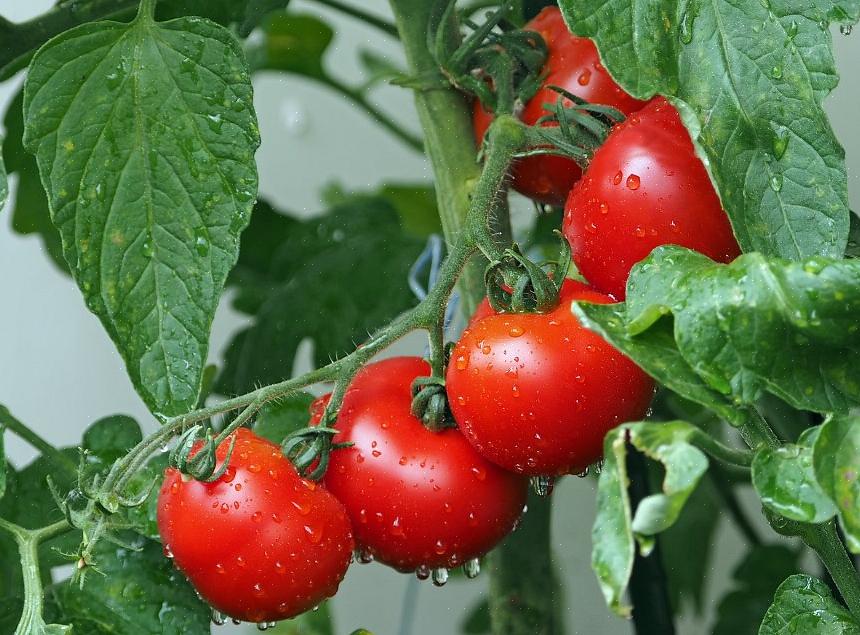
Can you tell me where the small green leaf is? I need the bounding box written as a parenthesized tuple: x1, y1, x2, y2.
(245, 11, 333, 79)
(23, 10, 260, 417)
(759, 574, 860, 635)
(712, 545, 800, 635)
(577, 247, 860, 417)
(45, 535, 211, 634)
(592, 420, 709, 616)
(559, 0, 854, 260)
(813, 415, 860, 552)
(82, 415, 143, 465)
(461, 598, 491, 634)
(269, 601, 334, 634)
(218, 198, 423, 395)
(253, 392, 316, 444)
(752, 428, 837, 524)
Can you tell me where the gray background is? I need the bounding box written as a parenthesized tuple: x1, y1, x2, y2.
(1, 1, 858, 633)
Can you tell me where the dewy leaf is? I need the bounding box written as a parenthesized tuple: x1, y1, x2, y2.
(253, 392, 316, 445)
(752, 427, 837, 524)
(759, 574, 860, 635)
(711, 545, 800, 635)
(592, 420, 709, 616)
(559, 0, 856, 260)
(218, 198, 423, 395)
(22, 8, 260, 417)
(45, 535, 211, 634)
(813, 415, 860, 552)
(578, 246, 860, 415)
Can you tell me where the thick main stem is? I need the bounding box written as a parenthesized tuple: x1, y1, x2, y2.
(387, 0, 485, 316)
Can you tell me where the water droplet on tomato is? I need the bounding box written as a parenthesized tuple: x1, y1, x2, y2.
(599, 202, 609, 214)
(634, 225, 646, 238)
(274, 561, 286, 575)
(463, 558, 481, 579)
(432, 567, 449, 586)
(467, 512, 478, 527)
(626, 174, 641, 190)
(416, 565, 431, 580)
(577, 69, 591, 85)
(511, 384, 521, 398)
(220, 503, 229, 514)
(211, 609, 226, 625)
(372, 450, 381, 458)
(391, 517, 405, 537)
(162, 544, 174, 559)
(481, 344, 492, 354)
(236, 556, 247, 568)
(471, 466, 487, 481)
(271, 512, 282, 524)
(215, 562, 226, 574)
(359, 509, 368, 524)
(252, 583, 265, 598)
(248, 463, 261, 474)
(531, 475, 555, 496)
(251, 511, 262, 523)
(170, 481, 180, 494)
(304, 524, 324, 545)
(434, 539, 447, 555)
(508, 325, 524, 337)
(613, 171, 623, 185)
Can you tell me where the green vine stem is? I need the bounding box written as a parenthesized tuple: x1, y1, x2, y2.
(487, 492, 564, 634)
(312, 0, 399, 37)
(0, 405, 77, 477)
(0, 518, 71, 635)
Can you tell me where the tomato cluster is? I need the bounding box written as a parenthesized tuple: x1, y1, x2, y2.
(156, 7, 742, 626)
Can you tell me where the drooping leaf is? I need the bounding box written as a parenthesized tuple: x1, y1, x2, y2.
(23, 9, 260, 417)
(45, 534, 210, 634)
(592, 420, 709, 616)
(574, 247, 860, 418)
(759, 574, 860, 635)
(1, 89, 68, 274)
(711, 545, 800, 635)
(462, 598, 491, 634)
(253, 392, 316, 444)
(813, 415, 860, 552)
(217, 198, 423, 395)
(752, 426, 837, 524)
(82, 415, 143, 465)
(559, 0, 856, 260)
(322, 182, 441, 238)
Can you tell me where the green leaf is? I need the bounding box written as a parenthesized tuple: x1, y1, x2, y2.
(245, 11, 333, 79)
(23, 11, 260, 417)
(253, 392, 315, 444)
(752, 426, 837, 524)
(82, 415, 143, 465)
(0, 426, 5, 501)
(462, 598, 491, 634)
(124, 454, 169, 542)
(813, 415, 860, 552)
(322, 182, 441, 238)
(559, 0, 855, 260)
(712, 545, 800, 635)
(45, 534, 210, 634)
(0, 135, 7, 212)
(759, 574, 860, 635)
(592, 420, 709, 616)
(218, 198, 423, 395)
(576, 247, 860, 416)
(1, 89, 68, 274)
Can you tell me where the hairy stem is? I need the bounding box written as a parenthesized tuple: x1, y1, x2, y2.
(802, 521, 860, 620)
(0, 405, 77, 477)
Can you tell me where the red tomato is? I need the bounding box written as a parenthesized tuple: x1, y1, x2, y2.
(473, 7, 646, 205)
(446, 280, 654, 476)
(562, 96, 741, 299)
(157, 428, 354, 622)
(323, 357, 527, 572)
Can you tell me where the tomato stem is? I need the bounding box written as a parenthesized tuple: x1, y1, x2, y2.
(0, 405, 77, 478)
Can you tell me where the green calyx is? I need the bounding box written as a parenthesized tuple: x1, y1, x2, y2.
(411, 375, 456, 432)
(168, 425, 237, 483)
(281, 425, 352, 481)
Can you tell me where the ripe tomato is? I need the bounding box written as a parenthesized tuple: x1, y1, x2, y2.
(157, 428, 353, 623)
(446, 279, 654, 476)
(323, 357, 527, 572)
(562, 96, 741, 299)
(473, 7, 646, 205)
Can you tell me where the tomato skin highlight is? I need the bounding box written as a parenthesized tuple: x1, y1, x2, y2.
(473, 6, 646, 206)
(323, 357, 528, 572)
(446, 280, 654, 476)
(562, 96, 741, 299)
(157, 428, 353, 622)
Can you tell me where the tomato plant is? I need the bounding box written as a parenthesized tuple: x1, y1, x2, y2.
(157, 428, 353, 623)
(323, 357, 527, 573)
(447, 279, 654, 476)
(1, 0, 859, 634)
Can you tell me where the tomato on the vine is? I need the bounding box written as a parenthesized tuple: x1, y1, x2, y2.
(473, 6, 646, 206)
(322, 357, 528, 572)
(157, 428, 354, 623)
(446, 279, 654, 476)
(562, 96, 741, 299)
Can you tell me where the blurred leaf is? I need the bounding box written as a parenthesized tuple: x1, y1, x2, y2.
(560, 0, 854, 260)
(752, 426, 837, 524)
(323, 182, 441, 238)
(0, 427, 5, 501)
(253, 392, 316, 444)
(661, 474, 721, 616)
(1, 89, 67, 274)
(246, 11, 333, 79)
(462, 598, 491, 634)
(592, 420, 709, 616)
(357, 49, 407, 90)
(218, 198, 423, 395)
(813, 415, 860, 552)
(23, 11, 259, 417)
(270, 601, 333, 634)
(0, 135, 6, 212)
(759, 574, 860, 635)
(575, 247, 860, 417)
(45, 534, 210, 634)
(712, 545, 800, 635)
